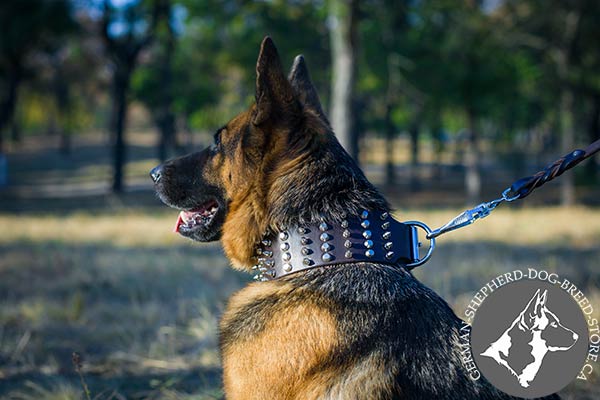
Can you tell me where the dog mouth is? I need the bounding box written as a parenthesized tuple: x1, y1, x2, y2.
(174, 199, 220, 235)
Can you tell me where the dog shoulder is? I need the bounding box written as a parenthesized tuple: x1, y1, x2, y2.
(220, 281, 341, 399)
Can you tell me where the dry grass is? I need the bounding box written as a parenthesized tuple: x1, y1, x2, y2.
(1, 206, 598, 248)
(0, 206, 598, 399)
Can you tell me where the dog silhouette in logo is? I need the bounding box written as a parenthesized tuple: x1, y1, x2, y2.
(480, 288, 579, 388)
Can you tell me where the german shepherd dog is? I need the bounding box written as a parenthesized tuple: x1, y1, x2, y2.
(151, 37, 560, 399)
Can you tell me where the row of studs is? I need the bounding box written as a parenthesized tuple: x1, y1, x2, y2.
(254, 210, 396, 279)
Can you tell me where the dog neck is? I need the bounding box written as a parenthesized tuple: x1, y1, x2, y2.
(250, 209, 421, 281)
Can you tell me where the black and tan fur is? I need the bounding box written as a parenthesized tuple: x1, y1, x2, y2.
(152, 37, 559, 399)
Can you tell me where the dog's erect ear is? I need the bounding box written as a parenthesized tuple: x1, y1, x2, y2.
(254, 37, 298, 125)
(288, 55, 328, 124)
(520, 288, 542, 329)
(533, 289, 548, 316)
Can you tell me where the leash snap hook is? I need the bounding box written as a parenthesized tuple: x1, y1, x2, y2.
(404, 221, 436, 269)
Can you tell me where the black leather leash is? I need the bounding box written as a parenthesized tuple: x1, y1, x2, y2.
(425, 139, 600, 241)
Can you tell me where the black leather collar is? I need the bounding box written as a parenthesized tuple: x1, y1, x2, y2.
(252, 210, 425, 281)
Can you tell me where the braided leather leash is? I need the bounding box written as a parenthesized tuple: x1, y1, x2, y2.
(422, 138, 600, 242)
(507, 139, 600, 200)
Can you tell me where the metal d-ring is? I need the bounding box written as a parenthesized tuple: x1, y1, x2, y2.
(403, 220, 436, 269)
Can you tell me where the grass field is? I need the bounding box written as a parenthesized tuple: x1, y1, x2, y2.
(0, 134, 599, 399)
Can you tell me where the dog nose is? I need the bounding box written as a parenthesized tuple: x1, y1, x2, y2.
(150, 165, 163, 183)
(573, 332, 578, 340)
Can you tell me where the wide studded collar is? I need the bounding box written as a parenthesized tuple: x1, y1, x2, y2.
(252, 210, 424, 281)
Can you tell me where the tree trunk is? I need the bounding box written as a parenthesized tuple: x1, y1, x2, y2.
(10, 118, 21, 143)
(156, 0, 176, 162)
(0, 68, 22, 153)
(465, 108, 481, 204)
(409, 118, 421, 192)
(555, 10, 580, 206)
(431, 107, 444, 181)
(329, 0, 359, 161)
(112, 73, 130, 193)
(384, 103, 395, 187)
(586, 94, 600, 182)
(559, 87, 575, 205)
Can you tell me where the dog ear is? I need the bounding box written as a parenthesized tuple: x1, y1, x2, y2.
(522, 289, 547, 324)
(253, 37, 298, 126)
(288, 55, 328, 124)
(534, 289, 548, 316)
(519, 289, 542, 329)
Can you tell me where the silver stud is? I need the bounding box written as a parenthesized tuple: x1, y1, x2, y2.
(364, 240, 373, 248)
(343, 230, 351, 238)
(341, 220, 349, 228)
(280, 242, 290, 251)
(298, 227, 307, 234)
(384, 242, 393, 250)
(321, 243, 332, 252)
(344, 240, 352, 248)
(253, 275, 261, 281)
(361, 210, 369, 219)
(365, 249, 375, 258)
(264, 270, 275, 278)
(256, 248, 263, 255)
(381, 221, 390, 230)
(282, 252, 291, 262)
(279, 232, 288, 240)
(385, 251, 394, 259)
(303, 258, 312, 266)
(259, 266, 268, 272)
(319, 222, 329, 231)
(261, 239, 271, 247)
(345, 250, 353, 258)
(260, 276, 270, 282)
(283, 263, 293, 272)
(262, 250, 273, 258)
(301, 247, 311, 256)
(363, 230, 372, 239)
(320, 233, 331, 242)
(380, 212, 389, 220)
(264, 259, 275, 267)
(301, 237, 310, 245)
(251, 265, 259, 270)
(322, 253, 333, 262)
(382, 231, 391, 240)
(361, 220, 370, 229)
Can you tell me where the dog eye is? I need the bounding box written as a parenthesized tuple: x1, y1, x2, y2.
(551, 322, 558, 328)
(212, 128, 224, 152)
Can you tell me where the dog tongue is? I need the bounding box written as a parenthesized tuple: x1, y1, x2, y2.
(174, 212, 185, 233)
(173, 211, 196, 233)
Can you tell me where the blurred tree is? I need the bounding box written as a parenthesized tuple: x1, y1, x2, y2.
(500, 0, 600, 204)
(0, 0, 75, 152)
(132, 0, 177, 161)
(407, 0, 523, 203)
(101, 0, 158, 192)
(329, 0, 360, 161)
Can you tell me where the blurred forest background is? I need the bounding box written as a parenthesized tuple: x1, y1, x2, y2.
(0, 0, 599, 399)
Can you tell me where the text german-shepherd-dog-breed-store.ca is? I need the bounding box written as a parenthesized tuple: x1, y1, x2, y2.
(150, 37, 561, 400)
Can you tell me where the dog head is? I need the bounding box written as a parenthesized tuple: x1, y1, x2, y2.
(519, 289, 578, 351)
(152, 37, 356, 268)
